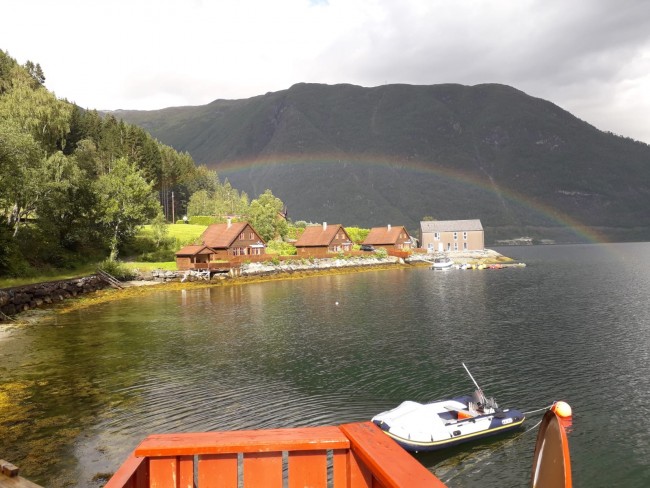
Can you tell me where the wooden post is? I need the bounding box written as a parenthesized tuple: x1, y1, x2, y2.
(0, 460, 44, 488)
(0, 460, 19, 477)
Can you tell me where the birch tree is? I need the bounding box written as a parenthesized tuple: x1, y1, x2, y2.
(94, 157, 160, 260)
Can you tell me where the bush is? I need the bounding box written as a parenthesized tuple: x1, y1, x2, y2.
(266, 240, 297, 256)
(98, 259, 137, 281)
(0, 228, 29, 277)
(374, 248, 388, 259)
(345, 227, 370, 244)
(138, 249, 177, 262)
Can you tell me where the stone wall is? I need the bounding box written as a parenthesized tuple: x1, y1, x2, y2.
(0, 275, 108, 321)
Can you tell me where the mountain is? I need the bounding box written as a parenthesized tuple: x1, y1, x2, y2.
(113, 83, 650, 244)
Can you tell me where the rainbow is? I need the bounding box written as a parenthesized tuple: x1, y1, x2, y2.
(214, 152, 608, 244)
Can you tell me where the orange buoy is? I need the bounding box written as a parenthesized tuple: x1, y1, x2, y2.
(552, 401, 572, 418)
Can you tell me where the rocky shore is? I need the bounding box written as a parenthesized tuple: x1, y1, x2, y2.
(137, 255, 404, 283)
(0, 275, 108, 321)
(0, 250, 519, 321)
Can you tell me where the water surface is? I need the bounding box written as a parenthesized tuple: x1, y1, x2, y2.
(1, 243, 649, 487)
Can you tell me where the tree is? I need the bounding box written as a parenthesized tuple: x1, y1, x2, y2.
(150, 211, 169, 247)
(0, 50, 18, 95)
(24, 60, 45, 87)
(345, 227, 370, 244)
(214, 178, 249, 217)
(94, 157, 160, 260)
(124, 125, 162, 188)
(0, 118, 47, 236)
(187, 189, 213, 216)
(249, 189, 288, 242)
(0, 69, 72, 153)
(36, 151, 100, 252)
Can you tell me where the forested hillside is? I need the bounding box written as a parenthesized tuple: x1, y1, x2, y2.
(115, 83, 650, 243)
(0, 51, 223, 276)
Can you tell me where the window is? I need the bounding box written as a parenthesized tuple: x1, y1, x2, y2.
(239, 232, 245, 240)
(249, 232, 254, 240)
(454, 242, 458, 251)
(453, 232, 458, 240)
(463, 232, 468, 240)
(434, 232, 440, 240)
(463, 242, 468, 250)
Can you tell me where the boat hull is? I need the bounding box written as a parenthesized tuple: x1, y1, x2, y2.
(372, 397, 525, 452)
(374, 412, 525, 452)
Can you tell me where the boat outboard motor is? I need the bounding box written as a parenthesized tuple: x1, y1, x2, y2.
(472, 389, 488, 408)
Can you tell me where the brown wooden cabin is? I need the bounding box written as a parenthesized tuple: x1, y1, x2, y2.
(175, 245, 217, 271)
(201, 221, 266, 259)
(104, 421, 447, 488)
(175, 221, 266, 270)
(294, 223, 353, 258)
(362, 225, 413, 252)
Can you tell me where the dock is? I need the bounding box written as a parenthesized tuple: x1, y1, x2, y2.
(0, 460, 43, 488)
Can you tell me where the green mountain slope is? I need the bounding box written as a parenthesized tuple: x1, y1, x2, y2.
(113, 83, 650, 243)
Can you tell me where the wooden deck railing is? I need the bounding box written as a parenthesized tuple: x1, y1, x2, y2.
(104, 422, 446, 488)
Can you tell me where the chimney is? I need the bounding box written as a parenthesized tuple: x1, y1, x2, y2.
(323, 222, 327, 231)
(227, 217, 232, 228)
(387, 224, 391, 231)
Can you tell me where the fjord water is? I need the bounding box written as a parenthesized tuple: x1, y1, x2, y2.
(1, 243, 650, 487)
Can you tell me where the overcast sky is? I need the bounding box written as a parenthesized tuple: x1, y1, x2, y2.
(3, 0, 650, 143)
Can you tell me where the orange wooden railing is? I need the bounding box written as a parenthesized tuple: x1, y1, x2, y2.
(104, 422, 446, 488)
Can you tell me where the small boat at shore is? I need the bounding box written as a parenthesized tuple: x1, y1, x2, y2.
(371, 364, 525, 452)
(432, 257, 454, 269)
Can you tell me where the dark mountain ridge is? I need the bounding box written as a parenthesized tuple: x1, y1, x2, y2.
(114, 83, 650, 243)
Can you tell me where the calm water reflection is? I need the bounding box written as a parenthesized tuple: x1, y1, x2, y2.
(1, 243, 650, 487)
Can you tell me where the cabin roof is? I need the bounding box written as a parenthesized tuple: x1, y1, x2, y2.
(201, 222, 264, 248)
(420, 219, 483, 232)
(175, 245, 215, 256)
(295, 224, 349, 247)
(363, 226, 410, 245)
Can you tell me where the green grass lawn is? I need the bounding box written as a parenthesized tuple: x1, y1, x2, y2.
(121, 261, 178, 272)
(0, 225, 206, 289)
(0, 264, 99, 289)
(140, 223, 207, 243)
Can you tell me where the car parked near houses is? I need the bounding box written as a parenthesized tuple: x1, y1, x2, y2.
(360, 244, 375, 251)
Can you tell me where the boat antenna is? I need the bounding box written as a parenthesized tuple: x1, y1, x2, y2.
(462, 362, 483, 393)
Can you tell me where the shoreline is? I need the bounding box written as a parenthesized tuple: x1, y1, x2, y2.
(2, 249, 520, 324)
